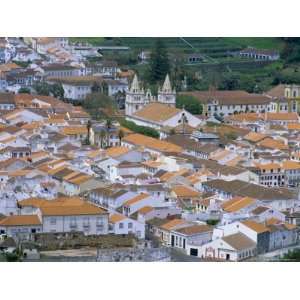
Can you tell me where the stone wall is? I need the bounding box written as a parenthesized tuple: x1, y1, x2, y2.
(96, 247, 171, 262)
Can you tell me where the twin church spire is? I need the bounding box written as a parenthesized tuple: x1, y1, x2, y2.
(125, 74, 176, 116)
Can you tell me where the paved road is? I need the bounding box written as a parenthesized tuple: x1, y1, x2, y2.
(170, 248, 203, 262)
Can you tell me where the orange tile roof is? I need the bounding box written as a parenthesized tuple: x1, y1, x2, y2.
(287, 123, 300, 131)
(282, 161, 300, 170)
(222, 196, 256, 213)
(40, 202, 107, 216)
(226, 113, 263, 123)
(133, 103, 182, 123)
(123, 133, 182, 153)
(67, 174, 92, 185)
(160, 219, 186, 231)
(175, 224, 212, 235)
(60, 126, 87, 135)
(241, 220, 269, 233)
(160, 168, 190, 182)
(172, 185, 200, 198)
(142, 161, 163, 168)
(137, 206, 154, 215)
(243, 132, 267, 143)
(257, 137, 288, 150)
(254, 162, 281, 171)
(266, 112, 299, 121)
(109, 213, 127, 224)
(124, 193, 150, 206)
(265, 217, 281, 226)
(105, 146, 130, 158)
(0, 215, 41, 226)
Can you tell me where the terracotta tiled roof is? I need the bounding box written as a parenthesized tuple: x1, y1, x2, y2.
(221, 196, 256, 213)
(241, 220, 269, 233)
(133, 103, 181, 123)
(172, 185, 200, 198)
(174, 224, 212, 235)
(0, 215, 41, 226)
(40, 202, 107, 216)
(266, 112, 299, 121)
(222, 232, 256, 251)
(60, 126, 87, 135)
(181, 90, 271, 105)
(109, 213, 127, 223)
(282, 161, 300, 170)
(123, 193, 150, 206)
(123, 133, 182, 153)
(137, 206, 154, 215)
(160, 219, 185, 231)
(288, 123, 300, 131)
(105, 146, 130, 158)
(243, 132, 267, 143)
(257, 137, 288, 150)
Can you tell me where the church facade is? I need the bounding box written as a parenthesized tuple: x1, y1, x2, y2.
(125, 74, 176, 116)
(125, 74, 202, 135)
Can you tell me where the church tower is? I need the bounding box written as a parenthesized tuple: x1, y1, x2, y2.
(125, 74, 148, 116)
(157, 74, 176, 106)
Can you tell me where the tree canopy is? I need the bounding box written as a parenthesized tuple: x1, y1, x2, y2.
(83, 93, 117, 119)
(148, 38, 170, 84)
(33, 82, 64, 98)
(120, 119, 159, 138)
(176, 95, 203, 115)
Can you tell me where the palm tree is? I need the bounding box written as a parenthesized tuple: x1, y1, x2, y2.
(105, 119, 112, 148)
(99, 129, 106, 149)
(118, 129, 125, 145)
(86, 120, 92, 145)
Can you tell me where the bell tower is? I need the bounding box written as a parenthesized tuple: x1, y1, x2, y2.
(125, 74, 148, 116)
(157, 74, 176, 106)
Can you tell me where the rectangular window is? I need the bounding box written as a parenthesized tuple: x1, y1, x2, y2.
(50, 217, 56, 225)
(119, 223, 124, 229)
(128, 222, 133, 229)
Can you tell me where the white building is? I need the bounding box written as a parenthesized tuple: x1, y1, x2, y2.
(109, 213, 145, 239)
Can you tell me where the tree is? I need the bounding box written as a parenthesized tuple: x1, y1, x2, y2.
(34, 82, 50, 96)
(83, 93, 117, 119)
(50, 83, 64, 99)
(148, 38, 170, 83)
(18, 87, 31, 94)
(86, 120, 92, 145)
(120, 119, 159, 138)
(176, 95, 203, 115)
(99, 129, 106, 148)
(105, 118, 113, 148)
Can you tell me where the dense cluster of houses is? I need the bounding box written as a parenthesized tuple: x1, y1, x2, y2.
(0, 37, 130, 100)
(1, 38, 300, 261)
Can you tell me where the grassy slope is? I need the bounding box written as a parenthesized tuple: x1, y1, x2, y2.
(222, 37, 285, 50)
(69, 37, 284, 51)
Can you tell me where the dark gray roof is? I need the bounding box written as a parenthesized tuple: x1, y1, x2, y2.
(203, 179, 296, 201)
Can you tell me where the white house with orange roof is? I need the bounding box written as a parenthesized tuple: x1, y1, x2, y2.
(62, 172, 103, 196)
(2, 109, 45, 125)
(109, 213, 145, 239)
(188, 232, 257, 261)
(18, 197, 109, 235)
(122, 192, 163, 216)
(0, 215, 42, 238)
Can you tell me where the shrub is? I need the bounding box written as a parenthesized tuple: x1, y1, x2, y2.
(120, 119, 159, 138)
